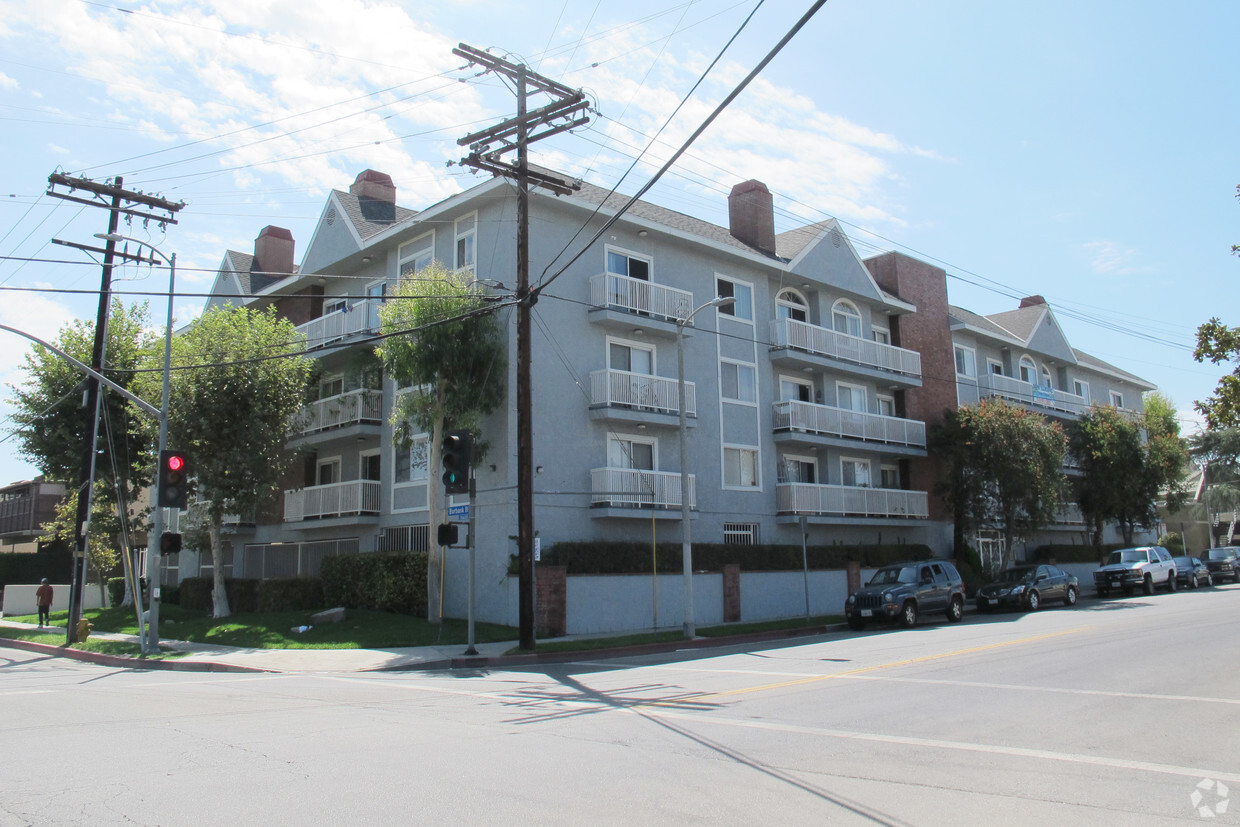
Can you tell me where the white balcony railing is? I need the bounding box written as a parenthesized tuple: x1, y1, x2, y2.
(770, 319, 921, 378)
(1054, 504, 1086, 525)
(591, 467, 695, 509)
(777, 482, 928, 518)
(589, 274, 694, 323)
(982, 373, 1087, 415)
(772, 400, 925, 448)
(295, 298, 381, 349)
(590, 369, 695, 416)
(294, 389, 384, 436)
(284, 480, 381, 522)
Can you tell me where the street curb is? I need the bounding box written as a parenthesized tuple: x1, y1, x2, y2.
(0, 637, 275, 673)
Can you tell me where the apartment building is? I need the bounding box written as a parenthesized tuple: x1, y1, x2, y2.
(175, 169, 1157, 628)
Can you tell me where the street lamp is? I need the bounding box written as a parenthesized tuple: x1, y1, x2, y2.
(96, 233, 175, 654)
(677, 295, 735, 638)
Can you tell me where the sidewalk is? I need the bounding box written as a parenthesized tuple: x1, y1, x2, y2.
(0, 619, 836, 674)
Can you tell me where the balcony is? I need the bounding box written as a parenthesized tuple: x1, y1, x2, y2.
(292, 389, 384, 440)
(590, 467, 696, 511)
(588, 274, 694, 337)
(0, 496, 35, 537)
(982, 373, 1087, 417)
(773, 400, 926, 453)
(284, 480, 381, 523)
(769, 319, 921, 385)
(296, 298, 380, 351)
(777, 482, 929, 519)
(589, 369, 695, 424)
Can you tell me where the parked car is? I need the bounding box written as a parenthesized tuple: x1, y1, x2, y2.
(845, 560, 966, 630)
(1173, 556, 1213, 590)
(975, 564, 1079, 612)
(1093, 546, 1177, 596)
(1202, 547, 1240, 584)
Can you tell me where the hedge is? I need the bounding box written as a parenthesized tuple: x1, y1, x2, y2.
(321, 551, 428, 616)
(0, 547, 73, 593)
(537, 541, 933, 575)
(178, 577, 324, 613)
(1032, 543, 1129, 564)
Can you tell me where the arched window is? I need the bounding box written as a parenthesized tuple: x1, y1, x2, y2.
(831, 300, 862, 337)
(776, 289, 808, 322)
(1019, 356, 1037, 384)
(1040, 365, 1053, 389)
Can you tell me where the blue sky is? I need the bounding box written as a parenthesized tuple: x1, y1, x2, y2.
(0, 0, 1236, 487)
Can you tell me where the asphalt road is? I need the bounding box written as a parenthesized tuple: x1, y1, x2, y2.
(4, 585, 1239, 825)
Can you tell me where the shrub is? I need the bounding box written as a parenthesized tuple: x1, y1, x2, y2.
(1157, 532, 1184, 556)
(536, 541, 933, 575)
(321, 551, 428, 615)
(107, 577, 126, 607)
(176, 577, 322, 613)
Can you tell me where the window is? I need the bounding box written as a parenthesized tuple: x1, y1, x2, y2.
(1019, 356, 1037, 384)
(366, 281, 388, 301)
(841, 458, 871, 487)
(325, 298, 347, 315)
(779, 377, 812, 402)
(454, 214, 476, 272)
(723, 522, 759, 545)
(1073, 379, 1090, 401)
(723, 446, 759, 488)
(988, 359, 1003, 376)
(606, 249, 650, 281)
(880, 464, 900, 489)
(716, 277, 753, 321)
(1040, 365, 1053, 389)
(779, 456, 816, 484)
(877, 395, 895, 418)
(776, 289, 808, 322)
(872, 326, 890, 345)
(837, 382, 867, 413)
(721, 361, 757, 403)
(954, 346, 977, 379)
(360, 452, 381, 482)
(319, 374, 344, 400)
(831, 300, 862, 337)
(394, 435, 429, 484)
(399, 232, 433, 276)
(316, 457, 341, 486)
(1110, 390, 1125, 409)
(608, 340, 654, 375)
(608, 435, 655, 470)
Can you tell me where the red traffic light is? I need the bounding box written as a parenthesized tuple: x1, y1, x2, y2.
(167, 455, 184, 472)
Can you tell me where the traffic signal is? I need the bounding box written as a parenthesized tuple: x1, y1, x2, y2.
(157, 449, 190, 509)
(437, 523, 459, 547)
(159, 531, 182, 555)
(441, 430, 472, 495)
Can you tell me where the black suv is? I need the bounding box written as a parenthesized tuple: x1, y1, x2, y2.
(844, 560, 966, 630)
(1203, 547, 1240, 584)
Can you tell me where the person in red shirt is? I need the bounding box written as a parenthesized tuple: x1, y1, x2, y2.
(35, 578, 53, 628)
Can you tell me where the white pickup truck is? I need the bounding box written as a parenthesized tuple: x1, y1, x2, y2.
(1093, 546, 1177, 596)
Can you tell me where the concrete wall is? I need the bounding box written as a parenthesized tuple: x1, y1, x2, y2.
(2, 584, 104, 617)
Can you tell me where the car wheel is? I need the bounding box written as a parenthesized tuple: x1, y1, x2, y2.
(947, 596, 964, 623)
(1065, 586, 1078, 607)
(1234, 571, 1239, 584)
(1097, 586, 1109, 597)
(1207, 574, 1214, 587)
(899, 601, 918, 628)
(978, 603, 993, 614)
(847, 617, 866, 631)
(1026, 590, 1040, 611)
(1143, 574, 1154, 595)
(1187, 576, 1196, 590)
(1167, 573, 1176, 593)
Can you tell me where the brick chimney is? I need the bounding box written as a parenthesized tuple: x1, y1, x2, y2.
(1019, 295, 1048, 308)
(728, 180, 776, 254)
(253, 225, 294, 275)
(350, 169, 396, 204)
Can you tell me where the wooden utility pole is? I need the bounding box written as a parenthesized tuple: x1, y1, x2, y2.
(453, 43, 590, 649)
(46, 173, 184, 643)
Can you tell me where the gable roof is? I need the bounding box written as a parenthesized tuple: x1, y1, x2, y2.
(332, 188, 418, 240)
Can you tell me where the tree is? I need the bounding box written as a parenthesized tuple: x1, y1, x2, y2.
(136, 305, 311, 618)
(931, 399, 1066, 573)
(1193, 186, 1240, 425)
(41, 482, 121, 606)
(1190, 426, 1240, 544)
(1143, 391, 1189, 519)
(377, 261, 507, 623)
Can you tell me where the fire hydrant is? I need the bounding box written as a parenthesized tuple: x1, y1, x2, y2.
(76, 617, 92, 641)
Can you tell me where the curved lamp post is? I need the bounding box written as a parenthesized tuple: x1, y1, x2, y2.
(97, 233, 175, 654)
(677, 295, 735, 638)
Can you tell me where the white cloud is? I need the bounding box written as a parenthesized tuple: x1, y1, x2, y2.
(1084, 240, 1145, 275)
(0, 72, 16, 90)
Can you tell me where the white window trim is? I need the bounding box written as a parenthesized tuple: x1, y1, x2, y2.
(722, 444, 761, 490)
(987, 359, 1003, 376)
(872, 325, 890, 344)
(1073, 379, 1090, 401)
(835, 380, 869, 413)
(319, 372, 344, 400)
(775, 288, 809, 322)
(831, 299, 863, 337)
(780, 453, 817, 484)
(720, 359, 758, 406)
(779, 374, 813, 402)
(398, 230, 435, 275)
(454, 212, 477, 272)
(1040, 365, 1053, 389)
(608, 432, 658, 471)
(604, 244, 652, 279)
(840, 456, 872, 488)
(716, 274, 754, 323)
(359, 449, 381, 482)
(316, 455, 343, 486)
(1019, 355, 1037, 384)
(1110, 390, 1125, 409)
(606, 335, 657, 375)
(877, 393, 895, 418)
(954, 344, 977, 380)
(392, 431, 430, 488)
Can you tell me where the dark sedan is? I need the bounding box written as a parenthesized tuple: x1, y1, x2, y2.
(1202, 547, 1240, 584)
(976, 564, 1079, 612)
(1174, 556, 1213, 589)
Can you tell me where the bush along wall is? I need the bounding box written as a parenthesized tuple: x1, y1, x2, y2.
(0, 547, 73, 593)
(320, 551, 428, 616)
(177, 577, 325, 614)
(537, 542, 933, 576)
